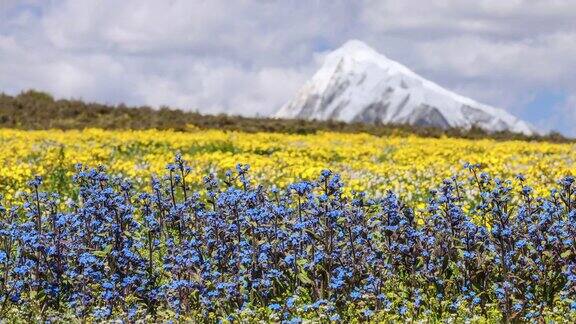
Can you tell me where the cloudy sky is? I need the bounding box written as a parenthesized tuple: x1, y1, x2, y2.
(1, 0, 575, 135)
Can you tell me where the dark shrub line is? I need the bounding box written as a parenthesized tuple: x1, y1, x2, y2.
(0, 90, 569, 142)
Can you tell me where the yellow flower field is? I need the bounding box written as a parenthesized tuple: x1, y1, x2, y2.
(0, 128, 575, 204)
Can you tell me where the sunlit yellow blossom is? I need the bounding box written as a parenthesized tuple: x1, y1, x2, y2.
(0, 128, 574, 205)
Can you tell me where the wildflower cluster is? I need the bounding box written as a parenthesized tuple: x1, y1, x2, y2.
(1, 156, 576, 321)
(2, 128, 575, 204)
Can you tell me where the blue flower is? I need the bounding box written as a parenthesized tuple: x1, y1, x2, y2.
(398, 306, 408, 316)
(350, 291, 361, 300)
(2, 156, 576, 320)
(269, 303, 282, 311)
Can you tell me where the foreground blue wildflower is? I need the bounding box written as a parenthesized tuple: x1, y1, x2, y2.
(0, 157, 575, 321)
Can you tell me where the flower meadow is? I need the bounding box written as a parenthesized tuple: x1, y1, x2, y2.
(0, 151, 576, 322)
(1, 128, 575, 202)
(0, 128, 575, 322)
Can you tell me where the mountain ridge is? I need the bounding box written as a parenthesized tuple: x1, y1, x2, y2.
(276, 40, 535, 135)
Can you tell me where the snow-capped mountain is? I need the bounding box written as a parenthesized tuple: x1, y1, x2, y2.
(275, 40, 534, 135)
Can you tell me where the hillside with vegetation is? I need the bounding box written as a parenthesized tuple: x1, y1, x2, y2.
(0, 90, 568, 142)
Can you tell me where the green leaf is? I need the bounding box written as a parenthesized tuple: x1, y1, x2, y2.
(298, 271, 313, 285)
(93, 244, 113, 258)
(296, 258, 307, 267)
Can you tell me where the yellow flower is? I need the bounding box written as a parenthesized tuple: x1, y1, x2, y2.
(0, 128, 574, 205)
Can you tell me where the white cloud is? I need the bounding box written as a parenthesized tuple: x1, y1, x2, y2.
(414, 33, 576, 82)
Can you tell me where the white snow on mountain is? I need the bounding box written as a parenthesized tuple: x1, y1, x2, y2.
(275, 40, 535, 135)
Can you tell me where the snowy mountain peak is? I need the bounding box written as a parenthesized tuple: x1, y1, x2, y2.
(330, 39, 403, 69)
(276, 40, 534, 135)
(333, 39, 385, 60)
